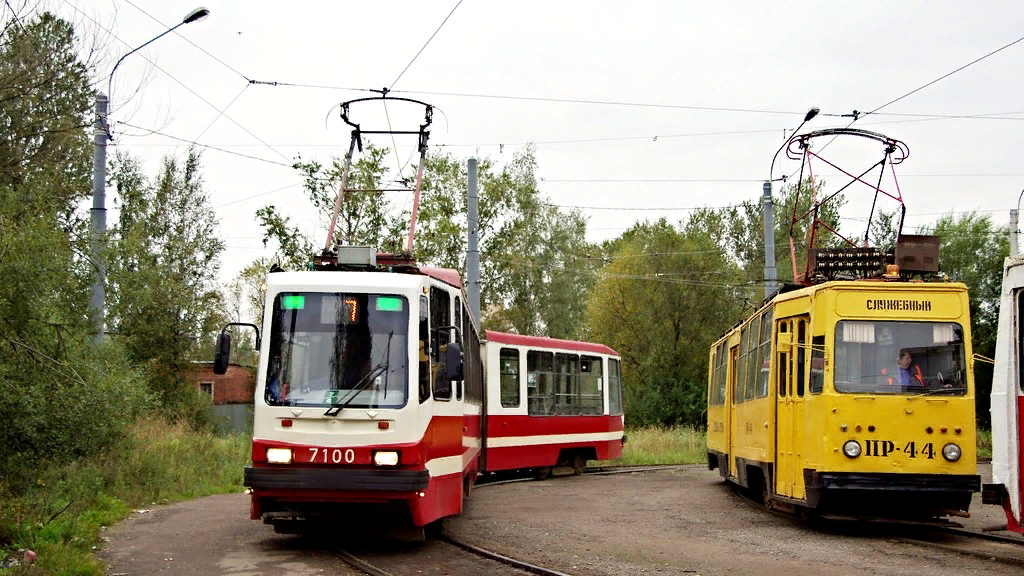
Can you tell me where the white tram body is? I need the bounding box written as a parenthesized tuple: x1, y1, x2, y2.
(986, 254, 1024, 533)
(481, 331, 626, 474)
(242, 265, 484, 529)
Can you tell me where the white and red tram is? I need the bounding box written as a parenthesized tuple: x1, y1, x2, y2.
(985, 254, 1024, 533)
(217, 253, 484, 532)
(482, 331, 626, 477)
(214, 252, 626, 533)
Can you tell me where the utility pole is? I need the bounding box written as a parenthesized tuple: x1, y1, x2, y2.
(762, 181, 777, 299)
(467, 158, 480, 325)
(90, 93, 108, 342)
(1011, 209, 1019, 256)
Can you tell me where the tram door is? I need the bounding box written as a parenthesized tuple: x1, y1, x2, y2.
(775, 316, 809, 500)
(728, 345, 739, 479)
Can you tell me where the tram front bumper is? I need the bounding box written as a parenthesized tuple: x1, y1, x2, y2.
(805, 470, 980, 513)
(244, 466, 429, 492)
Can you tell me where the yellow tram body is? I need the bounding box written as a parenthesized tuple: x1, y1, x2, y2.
(707, 280, 980, 517)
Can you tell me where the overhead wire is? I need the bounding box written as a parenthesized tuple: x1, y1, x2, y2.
(62, 0, 290, 162)
(117, 121, 292, 167)
(120, 0, 251, 82)
(389, 0, 464, 90)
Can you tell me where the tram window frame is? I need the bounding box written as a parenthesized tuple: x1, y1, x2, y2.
(527, 350, 555, 415)
(796, 319, 806, 397)
(555, 353, 580, 415)
(747, 315, 761, 400)
(717, 341, 727, 404)
(429, 286, 452, 401)
(608, 358, 623, 415)
(580, 354, 604, 415)
(756, 310, 773, 398)
(418, 295, 430, 403)
(778, 321, 788, 398)
(738, 325, 749, 403)
(499, 347, 521, 408)
(1018, 291, 1024, 393)
(455, 296, 463, 400)
(810, 334, 825, 394)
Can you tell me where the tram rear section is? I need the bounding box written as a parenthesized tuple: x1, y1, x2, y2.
(708, 278, 980, 520)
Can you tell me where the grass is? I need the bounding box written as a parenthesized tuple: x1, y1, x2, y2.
(594, 426, 708, 466)
(0, 418, 250, 575)
(977, 428, 992, 460)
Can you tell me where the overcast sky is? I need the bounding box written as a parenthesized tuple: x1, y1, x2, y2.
(63, 0, 1024, 282)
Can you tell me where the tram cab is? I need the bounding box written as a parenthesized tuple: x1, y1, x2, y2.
(983, 254, 1024, 533)
(215, 249, 484, 532)
(708, 265, 981, 519)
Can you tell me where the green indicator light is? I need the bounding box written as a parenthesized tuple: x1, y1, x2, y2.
(376, 296, 403, 312)
(281, 295, 305, 310)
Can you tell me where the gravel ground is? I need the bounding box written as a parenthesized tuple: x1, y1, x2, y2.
(444, 464, 1023, 576)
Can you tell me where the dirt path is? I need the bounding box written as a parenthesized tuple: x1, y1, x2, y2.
(100, 464, 1022, 575)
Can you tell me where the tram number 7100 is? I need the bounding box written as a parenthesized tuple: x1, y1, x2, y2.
(307, 447, 356, 464)
(863, 440, 936, 459)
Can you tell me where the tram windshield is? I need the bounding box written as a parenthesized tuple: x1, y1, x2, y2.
(264, 292, 410, 408)
(833, 320, 967, 395)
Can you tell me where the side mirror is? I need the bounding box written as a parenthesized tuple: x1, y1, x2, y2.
(445, 341, 464, 381)
(213, 332, 231, 375)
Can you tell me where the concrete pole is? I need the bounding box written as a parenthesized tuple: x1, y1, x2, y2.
(1011, 209, 1019, 256)
(90, 93, 108, 342)
(762, 181, 777, 299)
(467, 158, 480, 324)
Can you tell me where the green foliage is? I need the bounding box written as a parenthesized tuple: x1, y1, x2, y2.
(0, 419, 249, 574)
(0, 11, 154, 484)
(107, 149, 225, 425)
(919, 212, 1009, 427)
(588, 218, 743, 426)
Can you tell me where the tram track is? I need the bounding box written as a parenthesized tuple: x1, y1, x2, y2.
(332, 464, 695, 576)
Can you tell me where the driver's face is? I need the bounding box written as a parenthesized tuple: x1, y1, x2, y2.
(898, 353, 912, 369)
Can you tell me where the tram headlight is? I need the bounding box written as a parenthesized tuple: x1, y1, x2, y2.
(266, 447, 292, 464)
(373, 451, 399, 466)
(842, 440, 861, 459)
(942, 443, 962, 462)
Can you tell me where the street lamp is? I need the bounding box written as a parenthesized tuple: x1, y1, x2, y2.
(762, 107, 819, 299)
(90, 6, 210, 342)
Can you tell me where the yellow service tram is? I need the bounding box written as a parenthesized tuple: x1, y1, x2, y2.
(707, 269, 980, 519)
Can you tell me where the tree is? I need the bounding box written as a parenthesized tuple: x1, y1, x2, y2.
(108, 148, 225, 424)
(919, 212, 1009, 428)
(0, 10, 148, 481)
(587, 217, 744, 426)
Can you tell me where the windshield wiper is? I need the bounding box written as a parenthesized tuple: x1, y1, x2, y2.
(909, 386, 966, 398)
(324, 361, 389, 417)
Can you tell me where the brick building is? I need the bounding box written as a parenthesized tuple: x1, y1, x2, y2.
(189, 361, 255, 405)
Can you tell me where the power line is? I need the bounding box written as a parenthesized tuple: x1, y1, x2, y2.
(213, 183, 301, 209)
(120, 0, 251, 82)
(865, 33, 1024, 117)
(62, 0, 289, 162)
(390, 0, 464, 90)
(118, 121, 293, 167)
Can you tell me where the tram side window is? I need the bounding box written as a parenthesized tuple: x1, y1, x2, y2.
(746, 315, 760, 400)
(608, 358, 623, 415)
(528, 351, 555, 415)
(756, 310, 773, 398)
(796, 319, 806, 397)
(737, 326, 748, 403)
(778, 321, 788, 397)
(1019, 291, 1024, 393)
(419, 295, 430, 403)
(719, 347, 728, 404)
(499, 348, 520, 408)
(810, 335, 825, 394)
(555, 353, 580, 415)
(429, 287, 451, 401)
(455, 296, 463, 400)
(708, 349, 720, 406)
(580, 355, 604, 414)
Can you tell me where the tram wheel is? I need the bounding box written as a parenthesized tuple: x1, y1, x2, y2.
(534, 467, 552, 480)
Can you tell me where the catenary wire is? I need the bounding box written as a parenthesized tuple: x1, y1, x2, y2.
(390, 0, 464, 90)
